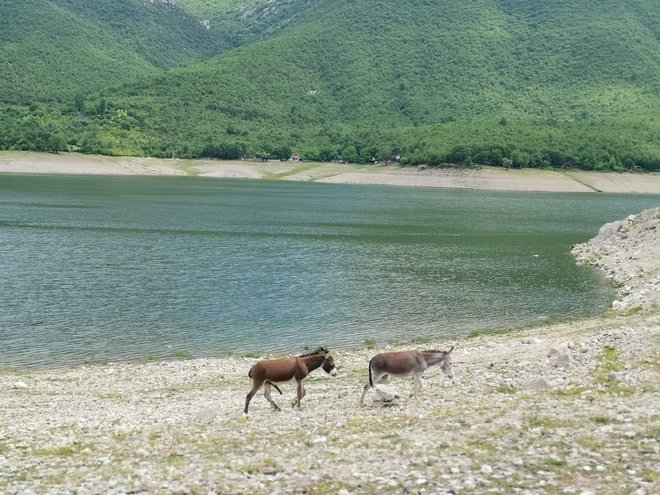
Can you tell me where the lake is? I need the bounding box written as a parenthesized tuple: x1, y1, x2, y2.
(1, 174, 658, 369)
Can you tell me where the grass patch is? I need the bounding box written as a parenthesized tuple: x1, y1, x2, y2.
(576, 435, 604, 452)
(643, 470, 658, 483)
(34, 443, 88, 457)
(593, 346, 637, 396)
(494, 384, 517, 394)
(594, 346, 622, 381)
(552, 386, 587, 398)
(411, 336, 432, 345)
(364, 338, 376, 349)
(646, 426, 660, 440)
(172, 350, 192, 360)
(242, 351, 262, 359)
(526, 415, 564, 429)
(590, 415, 613, 425)
(637, 355, 660, 372)
(95, 392, 124, 400)
(546, 458, 567, 468)
(468, 327, 511, 338)
(616, 306, 644, 317)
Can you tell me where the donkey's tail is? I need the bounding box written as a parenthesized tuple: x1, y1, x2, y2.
(266, 381, 282, 395)
(368, 357, 374, 387)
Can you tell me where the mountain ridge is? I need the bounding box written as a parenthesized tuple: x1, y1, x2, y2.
(1, 0, 659, 170)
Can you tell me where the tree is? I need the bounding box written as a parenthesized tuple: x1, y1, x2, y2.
(97, 98, 107, 117)
(342, 145, 358, 162)
(46, 134, 68, 153)
(74, 94, 85, 113)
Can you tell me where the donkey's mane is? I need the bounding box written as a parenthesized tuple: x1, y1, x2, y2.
(298, 346, 329, 357)
(421, 349, 447, 354)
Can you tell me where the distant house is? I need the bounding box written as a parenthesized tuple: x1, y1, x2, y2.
(290, 155, 301, 162)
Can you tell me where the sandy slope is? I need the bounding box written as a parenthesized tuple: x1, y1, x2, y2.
(2, 151, 660, 193)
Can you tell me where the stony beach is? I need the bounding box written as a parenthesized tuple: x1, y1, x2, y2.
(0, 160, 659, 494)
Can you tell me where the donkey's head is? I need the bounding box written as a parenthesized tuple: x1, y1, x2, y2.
(440, 346, 455, 379)
(321, 353, 338, 376)
(300, 347, 337, 376)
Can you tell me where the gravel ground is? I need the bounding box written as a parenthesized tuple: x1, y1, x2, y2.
(1, 208, 658, 495)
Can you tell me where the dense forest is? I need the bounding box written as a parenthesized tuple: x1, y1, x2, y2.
(1, 0, 659, 170)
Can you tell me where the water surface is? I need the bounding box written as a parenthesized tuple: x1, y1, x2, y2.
(1, 174, 657, 368)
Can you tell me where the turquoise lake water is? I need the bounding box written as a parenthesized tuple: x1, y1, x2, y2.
(1, 174, 658, 369)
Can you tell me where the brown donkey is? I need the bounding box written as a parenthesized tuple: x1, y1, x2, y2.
(359, 347, 454, 404)
(244, 347, 337, 414)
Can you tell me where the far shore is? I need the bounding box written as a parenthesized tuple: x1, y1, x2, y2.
(2, 151, 660, 194)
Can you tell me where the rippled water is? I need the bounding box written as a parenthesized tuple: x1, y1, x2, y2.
(1, 174, 658, 368)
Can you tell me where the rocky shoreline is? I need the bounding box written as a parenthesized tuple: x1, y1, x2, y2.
(1, 209, 659, 494)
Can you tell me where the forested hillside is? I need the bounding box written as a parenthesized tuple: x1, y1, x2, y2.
(2, 0, 660, 170)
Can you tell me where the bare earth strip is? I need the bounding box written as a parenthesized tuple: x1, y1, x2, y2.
(2, 151, 660, 193)
(0, 165, 658, 495)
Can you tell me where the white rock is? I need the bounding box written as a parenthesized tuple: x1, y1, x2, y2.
(525, 377, 551, 391)
(195, 406, 222, 423)
(374, 384, 399, 402)
(555, 352, 572, 368)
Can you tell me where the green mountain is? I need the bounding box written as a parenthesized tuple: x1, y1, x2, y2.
(2, 0, 660, 170)
(0, 0, 229, 102)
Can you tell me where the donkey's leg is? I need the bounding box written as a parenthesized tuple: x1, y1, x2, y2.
(359, 382, 371, 404)
(292, 379, 304, 408)
(360, 370, 384, 404)
(244, 381, 263, 414)
(411, 373, 423, 397)
(264, 382, 280, 411)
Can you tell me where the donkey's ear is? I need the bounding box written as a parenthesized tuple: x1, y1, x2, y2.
(448, 346, 455, 354)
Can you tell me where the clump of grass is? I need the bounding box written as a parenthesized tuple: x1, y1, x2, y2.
(34, 443, 87, 457)
(526, 415, 564, 429)
(173, 350, 192, 360)
(576, 435, 604, 452)
(552, 386, 586, 398)
(643, 470, 658, 483)
(364, 338, 376, 349)
(647, 426, 660, 440)
(617, 306, 643, 317)
(546, 458, 567, 467)
(593, 345, 636, 396)
(590, 415, 612, 425)
(494, 384, 517, 394)
(411, 336, 432, 345)
(594, 345, 623, 382)
(468, 327, 510, 338)
(95, 392, 124, 400)
(243, 351, 262, 359)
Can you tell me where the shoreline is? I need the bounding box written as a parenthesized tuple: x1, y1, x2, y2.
(2, 151, 660, 193)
